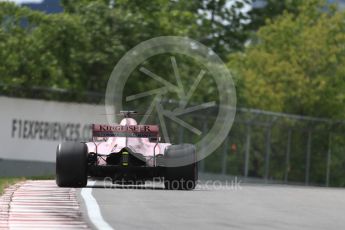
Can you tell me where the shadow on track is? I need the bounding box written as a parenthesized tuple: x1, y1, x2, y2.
(87, 183, 165, 190)
(86, 183, 210, 191)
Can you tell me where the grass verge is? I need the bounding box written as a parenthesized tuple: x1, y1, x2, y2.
(0, 177, 24, 195)
(0, 175, 55, 195)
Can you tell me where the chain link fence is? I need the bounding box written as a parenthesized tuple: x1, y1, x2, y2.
(198, 108, 345, 187)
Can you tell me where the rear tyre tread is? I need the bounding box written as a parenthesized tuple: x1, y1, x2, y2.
(164, 144, 198, 190)
(56, 142, 88, 188)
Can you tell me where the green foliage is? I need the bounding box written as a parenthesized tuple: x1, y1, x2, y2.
(0, 176, 54, 195)
(247, 0, 301, 31)
(62, 0, 251, 57)
(196, 0, 251, 55)
(0, 0, 250, 99)
(226, 0, 345, 187)
(0, 177, 23, 195)
(230, 0, 345, 119)
(0, 3, 86, 91)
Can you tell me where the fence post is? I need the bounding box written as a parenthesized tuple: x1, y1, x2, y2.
(244, 124, 251, 178)
(284, 128, 292, 183)
(199, 116, 208, 173)
(221, 136, 229, 175)
(305, 130, 312, 185)
(178, 125, 184, 144)
(326, 133, 332, 187)
(264, 126, 272, 181)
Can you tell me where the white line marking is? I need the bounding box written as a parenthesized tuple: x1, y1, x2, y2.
(81, 181, 114, 230)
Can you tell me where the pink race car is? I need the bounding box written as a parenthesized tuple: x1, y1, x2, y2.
(56, 111, 198, 190)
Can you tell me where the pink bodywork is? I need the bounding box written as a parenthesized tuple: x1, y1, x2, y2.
(85, 118, 171, 166)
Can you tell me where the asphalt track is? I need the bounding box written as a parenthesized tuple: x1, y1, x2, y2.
(77, 179, 345, 230)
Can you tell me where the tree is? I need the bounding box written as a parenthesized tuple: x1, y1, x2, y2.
(230, 0, 345, 119)
(0, 4, 65, 90)
(0, 0, 251, 100)
(61, 0, 251, 57)
(246, 0, 301, 31)
(196, 0, 251, 55)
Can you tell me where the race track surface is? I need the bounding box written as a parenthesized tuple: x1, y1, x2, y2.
(78, 180, 345, 230)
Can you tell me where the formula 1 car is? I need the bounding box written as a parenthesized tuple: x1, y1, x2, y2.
(56, 111, 198, 190)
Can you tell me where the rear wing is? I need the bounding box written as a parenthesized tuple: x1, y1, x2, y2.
(92, 124, 159, 138)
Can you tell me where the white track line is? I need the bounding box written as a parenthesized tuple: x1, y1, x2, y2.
(81, 181, 114, 230)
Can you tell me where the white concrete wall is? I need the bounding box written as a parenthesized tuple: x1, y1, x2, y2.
(0, 96, 107, 163)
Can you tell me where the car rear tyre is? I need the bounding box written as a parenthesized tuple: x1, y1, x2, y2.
(164, 144, 198, 190)
(56, 142, 88, 187)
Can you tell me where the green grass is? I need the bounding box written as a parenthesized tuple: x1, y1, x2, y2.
(26, 175, 55, 180)
(0, 177, 24, 195)
(0, 175, 55, 195)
